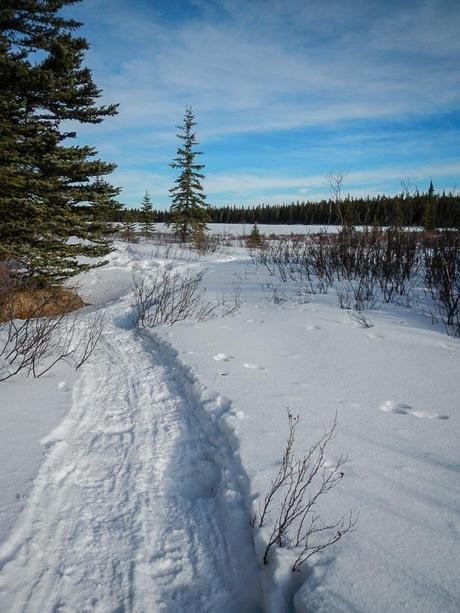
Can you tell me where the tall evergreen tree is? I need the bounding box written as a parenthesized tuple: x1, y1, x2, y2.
(0, 0, 119, 284)
(168, 106, 209, 242)
(140, 191, 155, 238)
(424, 181, 437, 232)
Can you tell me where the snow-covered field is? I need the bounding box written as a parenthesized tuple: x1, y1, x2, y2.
(0, 234, 459, 612)
(154, 223, 336, 236)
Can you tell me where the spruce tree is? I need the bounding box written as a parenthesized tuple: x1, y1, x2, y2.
(0, 0, 119, 284)
(121, 217, 137, 243)
(168, 107, 210, 242)
(140, 191, 155, 238)
(247, 223, 262, 247)
(423, 181, 436, 232)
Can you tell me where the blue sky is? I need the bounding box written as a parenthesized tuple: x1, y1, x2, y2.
(68, 0, 460, 209)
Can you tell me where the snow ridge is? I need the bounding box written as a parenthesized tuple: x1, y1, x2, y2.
(0, 322, 261, 612)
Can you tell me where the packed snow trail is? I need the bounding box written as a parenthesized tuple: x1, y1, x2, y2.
(0, 320, 262, 612)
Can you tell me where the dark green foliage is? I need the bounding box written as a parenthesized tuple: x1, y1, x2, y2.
(204, 184, 459, 228)
(168, 107, 210, 242)
(0, 0, 120, 284)
(112, 186, 460, 229)
(247, 224, 263, 247)
(140, 191, 155, 238)
(120, 218, 138, 243)
(423, 181, 436, 232)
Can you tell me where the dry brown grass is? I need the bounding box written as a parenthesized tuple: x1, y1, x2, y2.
(1, 287, 86, 321)
(0, 266, 86, 321)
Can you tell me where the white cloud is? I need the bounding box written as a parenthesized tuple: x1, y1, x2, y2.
(76, 0, 460, 138)
(115, 161, 460, 208)
(67, 0, 460, 206)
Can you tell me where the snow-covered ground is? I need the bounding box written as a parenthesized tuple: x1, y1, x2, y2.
(138, 222, 343, 236)
(0, 234, 459, 612)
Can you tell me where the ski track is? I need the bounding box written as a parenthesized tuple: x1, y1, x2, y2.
(0, 320, 261, 612)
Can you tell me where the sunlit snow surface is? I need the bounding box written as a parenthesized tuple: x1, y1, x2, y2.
(0, 230, 458, 612)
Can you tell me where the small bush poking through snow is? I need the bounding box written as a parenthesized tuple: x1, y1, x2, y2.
(250, 227, 460, 336)
(424, 230, 460, 337)
(255, 412, 358, 572)
(132, 269, 240, 327)
(0, 304, 104, 382)
(348, 310, 374, 328)
(246, 224, 264, 248)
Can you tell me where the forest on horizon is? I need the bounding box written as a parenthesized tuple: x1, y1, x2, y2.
(112, 186, 460, 229)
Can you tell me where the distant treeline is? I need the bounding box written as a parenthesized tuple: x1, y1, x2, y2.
(113, 187, 460, 229)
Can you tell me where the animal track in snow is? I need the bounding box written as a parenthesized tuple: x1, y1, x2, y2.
(213, 353, 234, 362)
(411, 410, 450, 420)
(380, 401, 413, 415)
(441, 342, 458, 351)
(291, 381, 310, 389)
(379, 400, 449, 420)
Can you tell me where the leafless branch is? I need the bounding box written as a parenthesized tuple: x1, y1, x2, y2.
(0, 288, 104, 383)
(256, 412, 358, 571)
(348, 310, 374, 328)
(132, 269, 240, 328)
(327, 167, 349, 225)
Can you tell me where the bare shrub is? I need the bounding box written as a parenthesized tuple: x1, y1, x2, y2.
(192, 232, 223, 255)
(346, 276, 379, 311)
(348, 310, 374, 328)
(424, 230, 460, 337)
(256, 413, 357, 572)
(251, 237, 329, 294)
(143, 241, 199, 264)
(326, 167, 349, 225)
(260, 281, 287, 304)
(249, 228, 460, 337)
(336, 286, 353, 310)
(132, 269, 240, 328)
(377, 228, 419, 303)
(0, 294, 104, 383)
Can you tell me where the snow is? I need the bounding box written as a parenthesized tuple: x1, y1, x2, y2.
(137, 222, 344, 236)
(1, 233, 459, 612)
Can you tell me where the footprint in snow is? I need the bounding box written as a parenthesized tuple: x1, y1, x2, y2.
(379, 400, 449, 420)
(174, 458, 221, 500)
(214, 353, 234, 362)
(380, 400, 413, 415)
(441, 342, 457, 351)
(411, 410, 450, 420)
(367, 332, 384, 340)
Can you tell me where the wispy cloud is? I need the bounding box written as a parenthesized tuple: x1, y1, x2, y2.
(69, 0, 460, 206)
(77, 0, 460, 130)
(113, 161, 460, 208)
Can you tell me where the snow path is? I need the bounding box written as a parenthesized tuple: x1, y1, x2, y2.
(0, 322, 261, 612)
